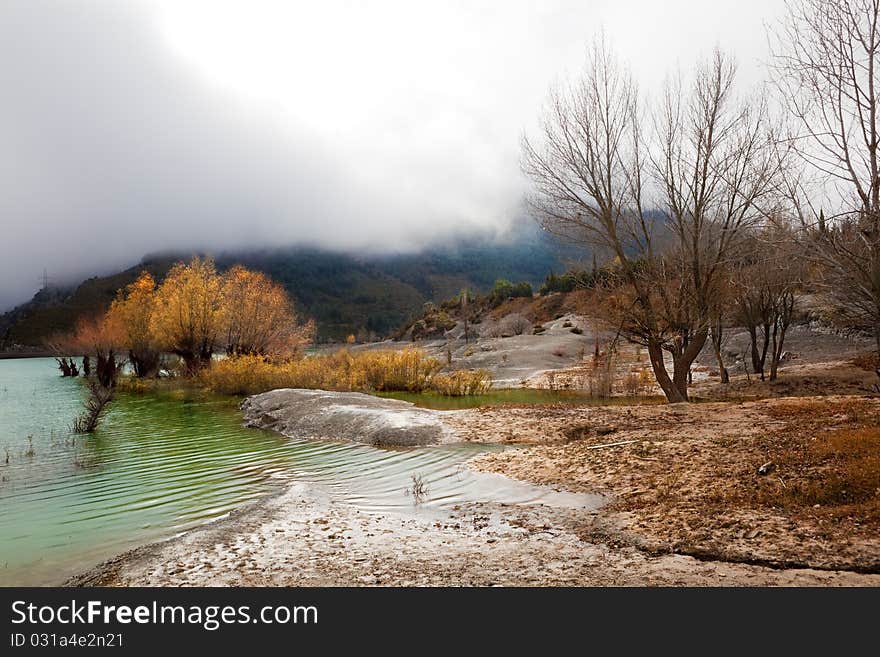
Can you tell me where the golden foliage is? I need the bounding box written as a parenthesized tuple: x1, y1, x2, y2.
(68, 314, 125, 357)
(149, 257, 225, 370)
(197, 349, 491, 397)
(430, 370, 492, 396)
(222, 265, 310, 359)
(107, 271, 157, 354)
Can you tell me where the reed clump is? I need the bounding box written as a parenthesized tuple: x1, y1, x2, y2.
(198, 349, 491, 397)
(430, 369, 492, 396)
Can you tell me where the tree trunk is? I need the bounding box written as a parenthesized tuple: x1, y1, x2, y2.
(769, 321, 788, 382)
(95, 351, 117, 388)
(174, 350, 200, 376)
(672, 327, 709, 401)
(710, 323, 729, 383)
(130, 348, 160, 378)
(747, 325, 769, 381)
(647, 341, 686, 402)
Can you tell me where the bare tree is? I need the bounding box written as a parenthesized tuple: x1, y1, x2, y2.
(731, 221, 804, 381)
(771, 0, 880, 355)
(523, 40, 779, 401)
(708, 283, 734, 384)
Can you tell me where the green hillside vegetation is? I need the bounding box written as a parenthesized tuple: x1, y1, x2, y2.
(1, 234, 566, 347)
(0, 258, 177, 349)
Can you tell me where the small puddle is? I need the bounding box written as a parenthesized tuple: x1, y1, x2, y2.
(263, 438, 602, 514)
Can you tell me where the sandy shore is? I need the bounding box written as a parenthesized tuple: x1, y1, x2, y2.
(69, 389, 880, 586)
(69, 479, 878, 587)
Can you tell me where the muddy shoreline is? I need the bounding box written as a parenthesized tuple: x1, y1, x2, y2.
(68, 389, 880, 586)
(67, 477, 878, 587)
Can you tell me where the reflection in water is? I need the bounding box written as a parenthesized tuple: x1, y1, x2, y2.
(0, 358, 599, 586)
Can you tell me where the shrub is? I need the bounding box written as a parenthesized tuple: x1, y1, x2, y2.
(196, 349, 497, 397)
(622, 369, 652, 396)
(72, 382, 113, 433)
(431, 369, 492, 396)
(488, 279, 533, 307)
(539, 267, 617, 295)
(498, 313, 532, 336)
(199, 349, 444, 396)
(355, 349, 442, 392)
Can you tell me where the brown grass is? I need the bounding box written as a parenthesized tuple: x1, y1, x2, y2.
(852, 351, 880, 371)
(727, 399, 880, 522)
(198, 350, 492, 397)
(743, 425, 880, 520)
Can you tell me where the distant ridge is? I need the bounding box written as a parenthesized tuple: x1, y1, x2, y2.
(1, 229, 576, 346)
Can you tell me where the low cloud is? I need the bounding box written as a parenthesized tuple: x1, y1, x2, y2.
(0, 0, 781, 309)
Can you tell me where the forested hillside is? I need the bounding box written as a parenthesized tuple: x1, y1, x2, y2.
(1, 233, 570, 346)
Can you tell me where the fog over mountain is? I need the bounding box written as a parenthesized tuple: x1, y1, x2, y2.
(0, 0, 783, 311)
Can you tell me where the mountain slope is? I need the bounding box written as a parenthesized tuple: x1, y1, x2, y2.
(1, 233, 572, 346)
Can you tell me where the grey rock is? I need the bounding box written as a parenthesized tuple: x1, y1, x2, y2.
(241, 388, 454, 447)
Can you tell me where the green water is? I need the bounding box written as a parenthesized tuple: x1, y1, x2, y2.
(0, 358, 599, 586)
(377, 388, 659, 410)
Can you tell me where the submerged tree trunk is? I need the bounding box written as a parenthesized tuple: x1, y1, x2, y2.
(95, 350, 119, 388)
(56, 357, 79, 377)
(129, 348, 160, 378)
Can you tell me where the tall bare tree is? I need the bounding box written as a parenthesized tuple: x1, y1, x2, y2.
(523, 40, 779, 401)
(731, 221, 804, 381)
(771, 0, 880, 355)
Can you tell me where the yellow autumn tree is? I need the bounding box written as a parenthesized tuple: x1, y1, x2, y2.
(107, 271, 161, 377)
(68, 314, 125, 387)
(149, 256, 225, 373)
(221, 265, 312, 359)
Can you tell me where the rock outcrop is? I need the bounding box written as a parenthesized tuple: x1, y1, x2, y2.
(241, 389, 454, 446)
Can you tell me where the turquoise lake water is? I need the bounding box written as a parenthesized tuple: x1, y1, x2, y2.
(0, 358, 596, 585)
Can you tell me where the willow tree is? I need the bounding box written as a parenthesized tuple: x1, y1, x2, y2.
(771, 0, 880, 355)
(522, 40, 779, 401)
(107, 271, 161, 377)
(150, 257, 225, 373)
(68, 315, 124, 388)
(221, 265, 310, 359)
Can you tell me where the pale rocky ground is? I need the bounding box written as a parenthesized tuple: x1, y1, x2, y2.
(359, 316, 878, 396)
(69, 481, 878, 587)
(354, 313, 602, 387)
(241, 388, 453, 446)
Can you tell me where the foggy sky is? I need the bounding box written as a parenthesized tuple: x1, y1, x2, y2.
(0, 0, 785, 310)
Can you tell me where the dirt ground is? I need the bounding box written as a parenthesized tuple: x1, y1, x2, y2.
(69, 479, 878, 587)
(71, 385, 880, 586)
(69, 320, 880, 587)
(466, 394, 880, 573)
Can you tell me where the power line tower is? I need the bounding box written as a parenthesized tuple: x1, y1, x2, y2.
(40, 268, 50, 290)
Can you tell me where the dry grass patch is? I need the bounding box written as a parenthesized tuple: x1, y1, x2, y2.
(469, 396, 880, 570)
(198, 349, 492, 397)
